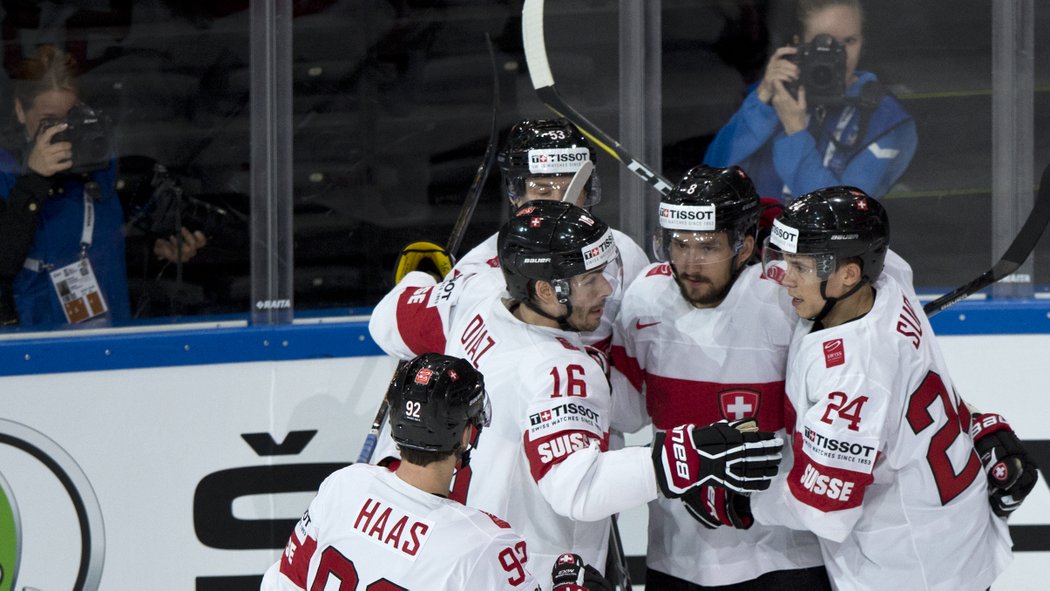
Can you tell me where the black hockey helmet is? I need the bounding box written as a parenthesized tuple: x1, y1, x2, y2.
(764, 186, 889, 283)
(654, 165, 761, 262)
(387, 353, 491, 453)
(497, 118, 601, 207)
(498, 200, 619, 306)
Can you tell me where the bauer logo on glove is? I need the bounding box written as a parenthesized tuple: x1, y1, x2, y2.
(653, 418, 783, 498)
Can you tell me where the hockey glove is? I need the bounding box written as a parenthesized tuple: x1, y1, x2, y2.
(682, 484, 754, 529)
(551, 553, 612, 591)
(652, 419, 783, 498)
(971, 413, 1040, 518)
(393, 241, 452, 283)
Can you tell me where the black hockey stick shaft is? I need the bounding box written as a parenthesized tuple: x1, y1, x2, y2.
(522, 0, 673, 197)
(356, 35, 501, 466)
(924, 162, 1050, 317)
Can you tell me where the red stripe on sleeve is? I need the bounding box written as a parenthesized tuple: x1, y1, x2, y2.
(524, 429, 608, 481)
(610, 345, 645, 393)
(278, 532, 318, 588)
(787, 431, 872, 512)
(394, 286, 447, 354)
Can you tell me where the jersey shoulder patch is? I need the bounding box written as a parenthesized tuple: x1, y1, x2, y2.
(646, 263, 672, 277)
(480, 510, 513, 529)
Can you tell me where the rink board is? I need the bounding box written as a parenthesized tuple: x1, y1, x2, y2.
(0, 303, 1047, 589)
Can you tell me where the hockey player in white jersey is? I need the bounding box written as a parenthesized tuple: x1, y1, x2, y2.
(450, 118, 650, 351)
(261, 353, 548, 591)
(755, 187, 1013, 590)
(369, 200, 784, 589)
(611, 164, 830, 590)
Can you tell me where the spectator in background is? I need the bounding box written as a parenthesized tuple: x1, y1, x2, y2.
(704, 0, 916, 201)
(0, 44, 205, 328)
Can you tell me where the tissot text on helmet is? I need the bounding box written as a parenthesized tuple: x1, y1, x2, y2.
(770, 220, 800, 252)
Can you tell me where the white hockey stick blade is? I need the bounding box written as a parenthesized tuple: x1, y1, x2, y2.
(562, 160, 593, 204)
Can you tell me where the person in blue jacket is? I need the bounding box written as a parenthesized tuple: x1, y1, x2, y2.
(0, 45, 206, 329)
(705, 0, 916, 201)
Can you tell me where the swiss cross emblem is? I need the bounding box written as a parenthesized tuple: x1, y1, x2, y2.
(719, 389, 760, 421)
(530, 216, 542, 228)
(447, 369, 459, 381)
(541, 410, 552, 422)
(590, 247, 600, 257)
(856, 199, 868, 211)
(414, 368, 433, 385)
(992, 461, 1010, 483)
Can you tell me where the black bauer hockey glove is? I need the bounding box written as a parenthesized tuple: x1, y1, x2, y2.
(551, 553, 613, 591)
(652, 419, 783, 498)
(682, 484, 754, 529)
(971, 413, 1039, 518)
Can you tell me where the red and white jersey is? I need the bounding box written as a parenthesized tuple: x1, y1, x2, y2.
(751, 273, 1012, 591)
(261, 464, 540, 591)
(452, 228, 650, 351)
(368, 271, 659, 590)
(610, 263, 823, 585)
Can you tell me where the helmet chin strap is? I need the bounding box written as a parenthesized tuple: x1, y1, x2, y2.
(522, 298, 577, 332)
(813, 279, 866, 323)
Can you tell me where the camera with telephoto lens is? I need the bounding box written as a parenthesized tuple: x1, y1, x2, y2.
(38, 102, 113, 174)
(784, 33, 847, 106)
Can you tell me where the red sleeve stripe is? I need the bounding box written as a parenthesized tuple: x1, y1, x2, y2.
(787, 431, 872, 512)
(609, 345, 645, 393)
(278, 532, 317, 588)
(394, 286, 447, 354)
(524, 429, 608, 481)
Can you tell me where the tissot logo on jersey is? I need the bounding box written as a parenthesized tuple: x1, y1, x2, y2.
(352, 497, 433, 560)
(770, 219, 799, 253)
(658, 203, 717, 231)
(581, 230, 616, 270)
(527, 147, 590, 174)
(529, 402, 601, 427)
(802, 426, 877, 473)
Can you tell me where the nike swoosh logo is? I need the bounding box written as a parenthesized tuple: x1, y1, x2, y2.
(635, 320, 661, 330)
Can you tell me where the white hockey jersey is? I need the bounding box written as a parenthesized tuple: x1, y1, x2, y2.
(452, 228, 650, 351)
(260, 464, 540, 591)
(368, 270, 659, 590)
(610, 263, 823, 586)
(750, 273, 1012, 591)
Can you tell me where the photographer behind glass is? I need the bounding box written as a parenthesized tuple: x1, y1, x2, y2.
(0, 45, 206, 329)
(705, 0, 917, 202)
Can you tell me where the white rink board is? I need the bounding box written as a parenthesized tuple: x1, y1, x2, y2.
(0, 336, 1046, 589)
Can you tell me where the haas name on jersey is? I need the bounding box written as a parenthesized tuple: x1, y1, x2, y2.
(538, 432, 601, 464)
(353, 497, 432, 558)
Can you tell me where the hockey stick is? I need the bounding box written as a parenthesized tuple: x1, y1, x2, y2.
(923, 162, 1050, 317)
(356, 34, 501, 465)
(562, 160, 593, 204)
(521, 0, 673, 197)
